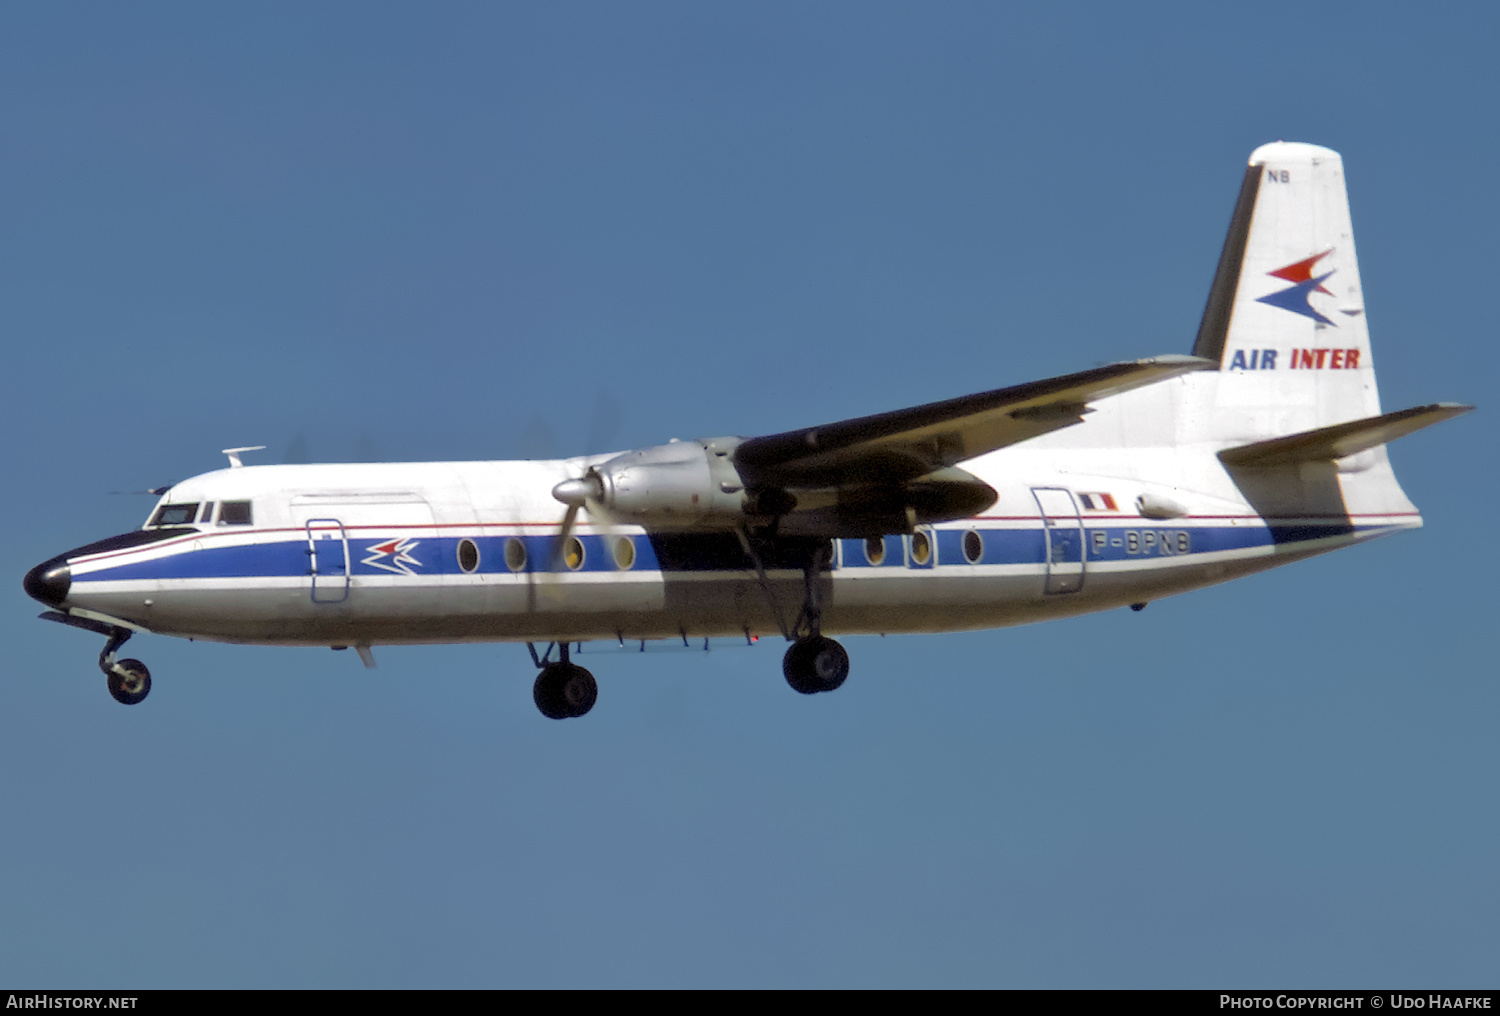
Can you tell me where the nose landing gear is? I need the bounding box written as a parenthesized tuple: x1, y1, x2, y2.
(99, 627, 151, 705)
(36, 613, 155, 705)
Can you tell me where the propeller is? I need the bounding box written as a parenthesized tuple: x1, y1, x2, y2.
(542, 392, 630, 573)
(548, 464, 620, 571)
(528, 461, 625, 608)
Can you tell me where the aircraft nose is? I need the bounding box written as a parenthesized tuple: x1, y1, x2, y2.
(23, 557, 71, 608)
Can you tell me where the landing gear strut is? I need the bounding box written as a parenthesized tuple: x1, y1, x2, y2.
(37, 614, 155, 706)
(783, 540, 849, 694)
(528, 641, 597, 719)
(738, 533, 853, 696)
(99, 627, 151, 705)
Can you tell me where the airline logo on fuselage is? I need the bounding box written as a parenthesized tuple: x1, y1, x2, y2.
(1256, 250, 1337, 326)
(363, 537, 422, 576)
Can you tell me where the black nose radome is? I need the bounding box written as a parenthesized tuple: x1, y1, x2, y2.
(23, 558, 70, 608)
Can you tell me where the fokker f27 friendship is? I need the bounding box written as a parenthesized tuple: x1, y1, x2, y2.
(25, 143, 1471, 718)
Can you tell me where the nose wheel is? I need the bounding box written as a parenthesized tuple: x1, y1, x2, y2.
(106, 660, 152, 705)
(97, 627, 151, 705)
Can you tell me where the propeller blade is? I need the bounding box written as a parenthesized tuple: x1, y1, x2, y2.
(548, 502, 582, 572)
(546, 464, 626, 585)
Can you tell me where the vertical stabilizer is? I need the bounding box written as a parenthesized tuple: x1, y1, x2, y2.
(1192, 164, 1262, 363)
(1193, 143, 1381, 438)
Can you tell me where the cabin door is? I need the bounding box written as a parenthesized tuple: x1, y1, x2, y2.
(305, 519, 351, 603)
(1031, 488, 1085, 594)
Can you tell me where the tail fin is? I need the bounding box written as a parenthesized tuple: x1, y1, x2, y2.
(1190, 143, 1474, 528)
(1194, 142, 1380, 435)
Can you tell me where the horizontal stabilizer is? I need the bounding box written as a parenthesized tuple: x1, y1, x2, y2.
(736, 355, 1213, 486)
(1218, 403, 1473, 468)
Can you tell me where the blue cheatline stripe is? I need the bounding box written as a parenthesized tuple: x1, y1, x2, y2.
(71, 522, 1378, 584)
(78, 540, 310, 581)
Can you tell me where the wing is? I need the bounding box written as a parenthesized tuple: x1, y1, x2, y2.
(733, 355, 1214, 487)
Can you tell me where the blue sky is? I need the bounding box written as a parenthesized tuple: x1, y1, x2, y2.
(2, 3, 1495, 987)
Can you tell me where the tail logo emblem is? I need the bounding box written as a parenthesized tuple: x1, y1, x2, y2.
(1256, 250, 1336, 326)
(363, 538, 423, 576)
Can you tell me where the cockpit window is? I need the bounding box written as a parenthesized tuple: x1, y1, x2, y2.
(199, 502, 215, 523)
(149, 503, 200, 527)
(219, 501, 253, 526)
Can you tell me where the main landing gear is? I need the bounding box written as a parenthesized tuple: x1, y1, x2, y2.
(528, 642, 597, 720)
(521, 535, 854, 716)
(785, 540, 848, 694)
(738, 534, 851, 696)
(99, 627, 151, 705)
(782, 634, 849, 695)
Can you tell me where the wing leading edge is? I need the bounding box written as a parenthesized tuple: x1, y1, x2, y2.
(732, 355, 1214, 488)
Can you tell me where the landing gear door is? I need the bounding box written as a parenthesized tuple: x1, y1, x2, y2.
(306, 519, 350, 603)
(1032, 488, 1084, 594)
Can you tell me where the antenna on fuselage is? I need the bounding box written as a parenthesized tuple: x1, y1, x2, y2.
(222, 446, 266, 468)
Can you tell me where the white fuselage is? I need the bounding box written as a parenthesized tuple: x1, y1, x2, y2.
(51, 373, 1421, 650)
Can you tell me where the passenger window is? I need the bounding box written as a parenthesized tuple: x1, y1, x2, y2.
(219, 501, 253, 526)
(150, 503, 199, 527)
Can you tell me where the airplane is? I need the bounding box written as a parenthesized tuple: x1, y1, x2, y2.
(23, 141, 1472, 719)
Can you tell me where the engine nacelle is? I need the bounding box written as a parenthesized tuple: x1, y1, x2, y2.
(589, 439, 747, 529)
(554, 439, 997, 537)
